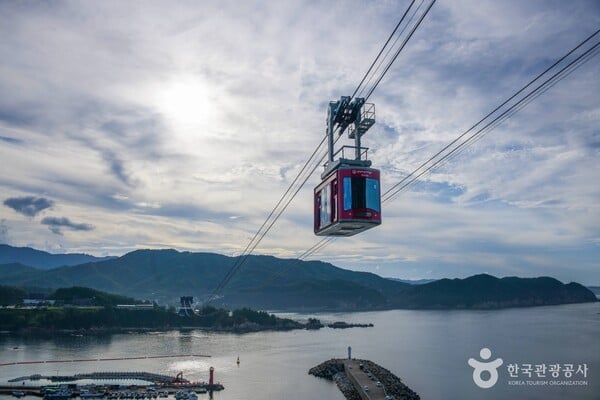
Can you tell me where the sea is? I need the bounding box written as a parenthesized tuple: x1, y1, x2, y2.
(0, 302, 598, 400)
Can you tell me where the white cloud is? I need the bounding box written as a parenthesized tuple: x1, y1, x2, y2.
(0, 0, 598, 284)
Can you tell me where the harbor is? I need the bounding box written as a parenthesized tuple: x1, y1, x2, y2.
(0, 369, 224, 399)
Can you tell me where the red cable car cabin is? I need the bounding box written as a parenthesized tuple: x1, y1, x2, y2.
(314, 166, 381, 236)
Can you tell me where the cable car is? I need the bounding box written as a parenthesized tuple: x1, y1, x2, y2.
(314, 96, 381, 236)
(314, 166, 381, 236)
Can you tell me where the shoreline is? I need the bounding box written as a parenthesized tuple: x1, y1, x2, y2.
(0, 320, 375, 336)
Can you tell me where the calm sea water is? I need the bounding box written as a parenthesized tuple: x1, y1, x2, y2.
(0, 302, 598, 400)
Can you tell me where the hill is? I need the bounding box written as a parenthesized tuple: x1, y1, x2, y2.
(0, 285, 304, 333)
(0, 248, 595, 310)
(387, 278, 437, 285)
(393, 274, 596, 309)
(51, 287, 143, 307)
(0, 244, 115, 269)
(0, 249, 406, 309)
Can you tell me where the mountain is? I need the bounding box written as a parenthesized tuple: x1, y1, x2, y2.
(587, 286, 600, 295)
(0, 244, 115, 269)
(0, 249, 407, 309)
(0, 248, 595, 310)
(393, 274, 596, 309)
(387, 278, 437, 285)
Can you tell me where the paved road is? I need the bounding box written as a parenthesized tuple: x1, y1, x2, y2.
(343, 359, 388, 400)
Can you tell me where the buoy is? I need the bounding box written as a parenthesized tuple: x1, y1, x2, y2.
(236, 356, 240, 365)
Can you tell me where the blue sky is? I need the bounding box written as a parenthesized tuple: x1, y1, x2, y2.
(0, 0, 598, 284)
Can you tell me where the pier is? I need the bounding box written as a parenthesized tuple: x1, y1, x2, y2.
(1, 369, 224, 398)
(9, 372, 184, 384)
(309, 358, 420, 400)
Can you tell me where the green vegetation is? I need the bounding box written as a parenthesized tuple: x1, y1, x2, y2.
(51, 287, 143, 307)
(393, 274, 597, 309)
(0, 246, 596, 311)
(0, 285, 300, 332)
(0, 305, 300, 332)
(0, 285, 26, 306)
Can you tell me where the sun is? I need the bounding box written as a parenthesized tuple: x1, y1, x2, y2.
(155, 75, 217, 131)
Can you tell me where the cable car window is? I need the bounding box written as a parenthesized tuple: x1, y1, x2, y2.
(343, 177, 380, 212)
(319, 185, 330, 228)
(343, 178, 352, 211)
(332, 180, 338, 222)
(365, 178, 380, 212)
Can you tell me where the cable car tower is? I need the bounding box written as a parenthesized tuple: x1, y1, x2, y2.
(314, 96, 381, 236)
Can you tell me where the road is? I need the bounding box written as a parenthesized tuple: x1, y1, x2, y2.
(343, 359, 388, 400)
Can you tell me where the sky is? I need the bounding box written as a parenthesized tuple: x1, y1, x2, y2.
(0, 0, 598, 284)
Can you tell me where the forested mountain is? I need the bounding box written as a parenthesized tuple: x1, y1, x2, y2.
(0, 244, 114, 269)
(0, 247, 595, 310)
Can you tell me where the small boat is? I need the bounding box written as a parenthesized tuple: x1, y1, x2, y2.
(44, 389, 72, 400)
(12, 392, 25, 398)
(80, 389, 104, 399)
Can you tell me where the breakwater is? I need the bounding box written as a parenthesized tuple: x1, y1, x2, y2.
(309, 358, 420, 400)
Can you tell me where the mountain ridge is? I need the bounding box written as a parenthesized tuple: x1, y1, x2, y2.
(0, 244, 115, 269)
(0, 245, 595, 310)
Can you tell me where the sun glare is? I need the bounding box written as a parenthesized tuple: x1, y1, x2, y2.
(156, 75, 216, 131)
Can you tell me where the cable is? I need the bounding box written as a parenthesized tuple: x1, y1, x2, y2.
(364, 0, 437, 101)
(204, 134, 329, 303)
(205, 132, 346, 303)
(381, 28, 600, 202)
(351, 0, 417, 99)
(355, 0, 425, 100)
(204, 2, 437, 305)
(382, 34, 600, 203)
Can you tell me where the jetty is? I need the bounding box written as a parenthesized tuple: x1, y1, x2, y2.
(1, 368, 224, 397)
(309, 358, 419, 400)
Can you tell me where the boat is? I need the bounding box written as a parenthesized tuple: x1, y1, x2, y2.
(12, 392, 25, 398)
(80, 389, 105, 398)
(44, 389, 72, 400)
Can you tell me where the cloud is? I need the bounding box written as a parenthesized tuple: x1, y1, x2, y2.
(0, 219, 8, 242)
(0, 136, 23, 144)
(101, 150, 137, 187)
(40, 216, 95, 235)
(3, 196, 54, 217)
(0, 1, 597, 284)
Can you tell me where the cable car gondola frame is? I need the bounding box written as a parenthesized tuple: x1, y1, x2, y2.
(314, 96, 381, 236)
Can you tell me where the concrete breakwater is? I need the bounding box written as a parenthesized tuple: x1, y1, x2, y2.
(309, 358, 420, 400)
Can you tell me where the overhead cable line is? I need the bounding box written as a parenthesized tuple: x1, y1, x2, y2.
(303, 29, 599, 262)
(204, 1, 434, 304)
(355, 0, 426, 99)
(381, 29, 600, 204)
(364, 0, 437, 101)
(351, 0, 417, 99)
